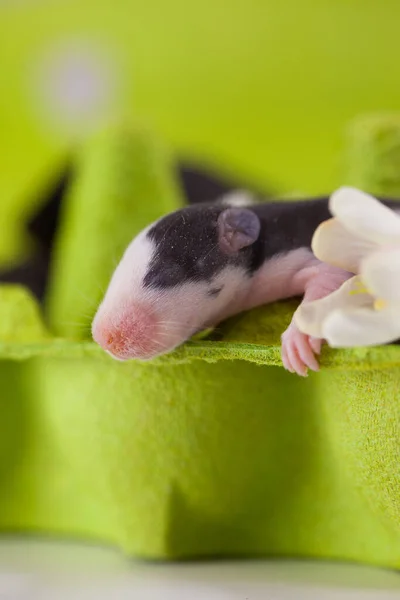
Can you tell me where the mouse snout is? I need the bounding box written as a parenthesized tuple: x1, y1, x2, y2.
(92, 303, 161, 360)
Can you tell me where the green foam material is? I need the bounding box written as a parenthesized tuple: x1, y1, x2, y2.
(2, 119, 400, 567)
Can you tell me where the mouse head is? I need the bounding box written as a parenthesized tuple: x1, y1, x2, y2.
(92, 196, 262, 360)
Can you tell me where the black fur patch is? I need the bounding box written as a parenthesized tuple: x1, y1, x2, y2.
(143, 198, 330, 290)
(0, 164, 240, 301)
(249, 197, 332, 271)
(252, 196, 400, 270)
(143, 196, 400, 291)
(144, 204, 231, 289)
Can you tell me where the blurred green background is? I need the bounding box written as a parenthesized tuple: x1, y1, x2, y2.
(1, 0, 400, 264)
(2, 1, 400, 564)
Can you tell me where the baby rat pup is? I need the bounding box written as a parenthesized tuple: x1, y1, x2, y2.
(92, 191, 399, 375)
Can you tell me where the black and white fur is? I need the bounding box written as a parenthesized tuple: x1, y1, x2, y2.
(92, 191, 400, 375)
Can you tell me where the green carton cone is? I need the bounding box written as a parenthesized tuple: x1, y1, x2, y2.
(1, 118, 400, 566)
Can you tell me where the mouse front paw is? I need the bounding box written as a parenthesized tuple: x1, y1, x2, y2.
(281, 322, 322, 377)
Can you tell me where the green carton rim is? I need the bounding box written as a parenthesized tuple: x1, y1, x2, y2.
(3, 336, 400, 372)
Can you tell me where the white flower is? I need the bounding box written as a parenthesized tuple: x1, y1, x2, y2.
(295, 187, 400, 347)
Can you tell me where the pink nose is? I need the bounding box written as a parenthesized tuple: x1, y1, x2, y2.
(92, 304, 159, 360)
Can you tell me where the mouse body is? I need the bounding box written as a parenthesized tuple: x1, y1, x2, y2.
(92, 191, 399, 375)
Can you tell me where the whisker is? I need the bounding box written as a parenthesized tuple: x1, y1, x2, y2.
(76, 290, 100, 310)
(155, 330, 195, 344)
(158, 218, 177, 248)
(112, 252, 121, 269)
(93, 282, 106, 297)
(158, 320, 188, 327)
(157, 324, 185, 332)
(201, 239, 220, 262)
(60, 321, 91, 329)
(75, 310, 96, 319)
(154, 331, 177, 341)
(142, 333, 167, 350)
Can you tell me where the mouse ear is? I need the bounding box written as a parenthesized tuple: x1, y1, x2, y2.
(217, 208, 261, 255)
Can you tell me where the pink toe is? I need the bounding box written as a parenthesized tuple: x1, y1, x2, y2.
(309, 336, 322, 355)
(287, 343, 308, 377)
(281, 345, 295, 373)
(297, 341, 320, 372)
(290, 331, 320, 372)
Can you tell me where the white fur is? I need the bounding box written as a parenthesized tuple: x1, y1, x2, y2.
(219, 190, 255, 208)
(94, 229, 154, 310)
(93, 216, 332, 361)
(92, 223, 252, 358)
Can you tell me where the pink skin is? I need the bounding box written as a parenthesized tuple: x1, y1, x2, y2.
(280, 263, 352, 376)
(92, 238, 352, 375)
(242, 250, 352, 376)
(93, 303, 160, 360)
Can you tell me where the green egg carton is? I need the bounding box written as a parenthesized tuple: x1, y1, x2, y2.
(2, 117, 400, 568)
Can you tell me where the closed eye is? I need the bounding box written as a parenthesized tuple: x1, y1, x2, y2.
(207, 286, 223, 297)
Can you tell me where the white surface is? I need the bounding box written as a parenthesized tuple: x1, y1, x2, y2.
(0, 539, 399, 599)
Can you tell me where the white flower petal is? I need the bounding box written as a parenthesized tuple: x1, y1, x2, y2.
(323, 306, 400, 347)
(329, 187, 400, 245)
(361, 249, 400, 302)
(294, 276, 373, 338)
(311, 218, 377, 273)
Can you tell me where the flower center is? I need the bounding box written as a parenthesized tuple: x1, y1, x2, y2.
(348, 280, 387, 311)
(349, 281, 370, 296)
(373, 298, 387, 311)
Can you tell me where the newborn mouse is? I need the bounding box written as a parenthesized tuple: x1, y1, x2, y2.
(91, 191, 398, 375)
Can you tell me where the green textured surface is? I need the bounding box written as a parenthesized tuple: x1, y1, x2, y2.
(1, 121, 400, 567)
